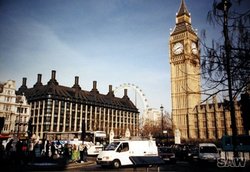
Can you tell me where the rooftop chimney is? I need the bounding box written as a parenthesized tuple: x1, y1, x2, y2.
(17, 77, 28, 93)
(38, 74, 42, 83)
(75, 76, 79, 85)
(91, 80, 99, 94)
(22, 77, 27, 86)
(107, 85, 114, 97)
(93, 81, 97, 89)
(109, 85, 112, 92)
(122, 89, 129, 100)
(124, 89, 127, 96)
(51, 70, 56, 80)
(72, 76, 81, 90)
(47, 70, 58, 85)
(34, 74, 43, 87)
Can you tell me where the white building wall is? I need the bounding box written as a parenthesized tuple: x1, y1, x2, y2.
(0, 80, 31, 138)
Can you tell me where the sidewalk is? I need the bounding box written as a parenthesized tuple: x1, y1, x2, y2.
(66, 160, 96, 170)
(24, 157, 96, 171)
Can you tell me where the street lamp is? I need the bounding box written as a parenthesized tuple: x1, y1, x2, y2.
(216, 0, 238, 158)
(17, 100, 23, 140)
(216, 0, 231, 11)
(160, 105, 164, 135)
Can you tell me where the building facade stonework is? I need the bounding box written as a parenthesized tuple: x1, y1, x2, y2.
(16, 70, 139, 140)
(0, 80, 30, 138)
(169, 0, 245, 141)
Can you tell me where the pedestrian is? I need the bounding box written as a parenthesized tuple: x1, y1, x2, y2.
(83, 144, 88, 162)
(45, 140, 50, 158)
(0, 140, 5, 161)
(16, 140, 22, 157)
(6, 139, 13, 151)
(5, 139, 13, 158)
(79, 143, 84, 163)
(63, 143, 70, 162)
(71, 144, 79, 163)
(33, 142, 42, 157)
(51, 142, 56, 158)
(15, 140, 23, 169)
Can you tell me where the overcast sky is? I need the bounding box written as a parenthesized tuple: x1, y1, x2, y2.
(0, 0, 243, 113)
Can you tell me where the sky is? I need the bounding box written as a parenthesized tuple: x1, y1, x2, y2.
(0, 0, 235, 113)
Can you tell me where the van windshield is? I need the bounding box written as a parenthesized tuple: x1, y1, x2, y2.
(105, 142, 120, 151)
(200, 146, 218, 153)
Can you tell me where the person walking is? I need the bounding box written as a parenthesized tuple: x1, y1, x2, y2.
(51, 142, 56, 159)
(0, 140, 4, 161)
(63, 143, 70, 162)
(79, 143, 84, 163)
(71, 144, 79, 163)
(45, 140, 50, 158)
(83, 143, 88, 162)
(5, 139, 13, 157)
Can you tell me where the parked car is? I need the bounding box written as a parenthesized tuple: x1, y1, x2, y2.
(171, 144, 189, 160)
(198, 143, 220, 163)
(158, 147, 176, 164)
(187, 144, 199, 162)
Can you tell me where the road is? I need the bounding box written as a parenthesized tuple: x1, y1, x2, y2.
(65, 159, 250, 172)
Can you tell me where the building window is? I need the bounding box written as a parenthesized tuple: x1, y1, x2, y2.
(203, 121, 206, 127)
(211, 120, 215, 127)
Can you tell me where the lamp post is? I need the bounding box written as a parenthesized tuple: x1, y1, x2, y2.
(216, 0, 238, 158)
(160, 105, 164, 136)
(8, 113, 14, 133)
(17, 100, 23, 140)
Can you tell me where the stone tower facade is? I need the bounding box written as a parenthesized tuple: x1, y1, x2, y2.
(169, 0, 201, 139)
(169, 0, 245, 141)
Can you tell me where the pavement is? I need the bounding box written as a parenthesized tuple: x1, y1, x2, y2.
(22, 156, 97, 171)
(66, 160, 96, 170)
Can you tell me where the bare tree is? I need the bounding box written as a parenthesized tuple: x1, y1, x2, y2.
(200, 0, 250, 157)
(200, 0, 250, 101)
(141, 111, 172, 138)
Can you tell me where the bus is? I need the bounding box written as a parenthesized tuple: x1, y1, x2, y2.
(68, 131, 107, 156)
(85, 131, 107, 145)
(221, 135, 250, 152)
(84, 131, 107, 155)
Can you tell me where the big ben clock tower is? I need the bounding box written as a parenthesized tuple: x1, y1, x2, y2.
(169, 0, 201, 140)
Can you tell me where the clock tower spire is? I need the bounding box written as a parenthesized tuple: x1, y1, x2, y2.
(177, 0, 190, 18)
(169, 0, 201, 140)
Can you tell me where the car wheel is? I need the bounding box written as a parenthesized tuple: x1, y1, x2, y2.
(113, 159, 121, 168)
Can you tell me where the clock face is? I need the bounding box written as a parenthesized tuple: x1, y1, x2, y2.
(191, 42, 198, 54)
(173, 42, 183, 55)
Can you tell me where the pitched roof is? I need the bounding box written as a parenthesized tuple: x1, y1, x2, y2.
(171, 22, 196, 36)
(16, 76, 138, 112)
(170, 0, 196, 36)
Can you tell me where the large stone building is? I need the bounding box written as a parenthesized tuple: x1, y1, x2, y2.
(16, 70, 139, 140)
(169, 0, 245, 141)
(142, 108, 162, 126)
(0, 80, 30, 139)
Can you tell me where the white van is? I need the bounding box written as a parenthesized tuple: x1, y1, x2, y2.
(198, 143, 220, 162)
(96, 139, 158, 168)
